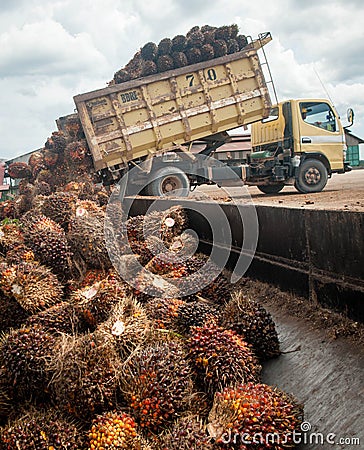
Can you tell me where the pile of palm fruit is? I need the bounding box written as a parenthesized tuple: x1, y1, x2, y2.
(0, 25, 304, 450)
(111, 24, 249, 83)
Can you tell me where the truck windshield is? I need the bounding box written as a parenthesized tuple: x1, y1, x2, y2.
(300, 102, 337, 132)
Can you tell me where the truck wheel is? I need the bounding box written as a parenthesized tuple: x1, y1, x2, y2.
(295, 159, 328, 193)
(257, 184, 285, 194)
(147, 167, 190, 197)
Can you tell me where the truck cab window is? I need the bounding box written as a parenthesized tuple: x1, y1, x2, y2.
(300, 102, 337, 132)
(262, 106, 279, 123)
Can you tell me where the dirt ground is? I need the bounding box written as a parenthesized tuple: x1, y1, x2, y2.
(194, 168, 364, 211)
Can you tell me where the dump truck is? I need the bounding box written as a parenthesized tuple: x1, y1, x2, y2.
(70, 32, 273, 195)
(249, 99, 353, 193)
(67, 31, 353, 196)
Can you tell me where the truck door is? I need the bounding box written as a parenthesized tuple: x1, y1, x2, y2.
(297, 101, 345, 170)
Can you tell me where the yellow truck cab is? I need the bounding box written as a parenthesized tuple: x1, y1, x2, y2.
(250, 99, 352, 194)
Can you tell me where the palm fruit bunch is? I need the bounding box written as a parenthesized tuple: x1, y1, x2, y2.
(67, 212, 112, 271)
(0, 325, 57, 399)
(158, 37, 172, 56)
(187, 29, 204, 48)
(0, 201, 16, 221)
(64, 139, 88, 163)
(122, 340, 193, 433)
(175, 300, 220, 336)
(187, 322, 261, 397)
(156, 54, 174, 72)
(208, 382, 304, 448)
(114, 68, 132, 84)
(200, 44, 215, 61)
(212, 39, 228, 58)
(221, 292, 280, 361)
(128, 238, 155, 266)
(141, 42, 158, 61)
(63, 179, 96, 201)
(0, 262, 62, 313)
(38, 191, 77, 228)
(161, 416, 214, 450)
(88, 411, 142, 449)
(44, 130, 67, 154)
(0, 220, 24, 253)
(25, 301, 87, 335)
(141, 60, 157, 78)
(48, 332, 122, 422)
(185, 47, 202, 64)
(4, 243, 35, 264)
(171, 34, 187, 52)
(71, 277, 127, 329)
(59, 113, 85, 141)
(96, 296, 150, 360)
(28, 151, 44, 170)
(21, 213, 72, 277)
(0, 291, 29, 333)
(171, 50, 188, 68)
(144, 297, 185, 330)
(181, 254, 232, 305)
(7, 161, 32, 179)
(0, 406, 85, 449)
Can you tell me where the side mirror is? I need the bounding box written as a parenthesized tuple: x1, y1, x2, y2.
(347, 108, 354, 127)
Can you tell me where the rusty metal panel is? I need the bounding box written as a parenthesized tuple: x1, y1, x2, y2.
(74, 35, 272, 171)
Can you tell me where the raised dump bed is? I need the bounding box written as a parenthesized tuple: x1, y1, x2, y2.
(74, 33, 272, 173)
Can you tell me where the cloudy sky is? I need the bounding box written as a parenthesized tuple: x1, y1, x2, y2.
(1, 0, 363, 160)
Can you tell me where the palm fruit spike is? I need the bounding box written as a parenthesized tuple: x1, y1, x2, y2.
(221, 291, 280, 360)
(172, 50, 188, 68)
(21, 213, 72, 277)
(0, 262, 62, 313)
(39, 191, 77, 228)
(122, 340, 193, 433)
(0, 405, 86, 449)
(0, 325, 57, 399)
(96, 296, 150, 360)
(88, 411, 141, 449)
(144, 297, 185, 330)
(7, 162, 32, 179)
(71, 277, 127, 329)
(187, 322, 261, 396)
(213, 39, 228, 58)
(171, 34, 187, 52)
(141, 42, 158, 61)
(157, 54, 174, 72)
(25, 301, 87, 335)
(158, 37, 172, 56)
(48, 332, 122, 421)
(0, 290, 30, 333)
(208, 382, 304, 448)
(161, 416, 214, 450)
(175, 300, 219, 336)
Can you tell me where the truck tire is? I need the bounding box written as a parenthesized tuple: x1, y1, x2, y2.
(147, 166, 190, 197)
(257, 184, 285, 194)
(295, 159, 328, 193)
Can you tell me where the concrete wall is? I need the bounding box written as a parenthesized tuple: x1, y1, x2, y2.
(129, 198, 364, 322)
